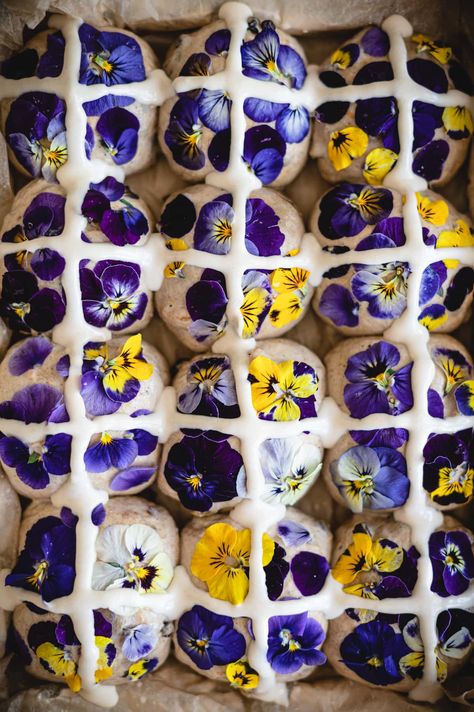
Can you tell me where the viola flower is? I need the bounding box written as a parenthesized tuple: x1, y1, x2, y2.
(363, 147, 398, 185)
(7, 336, 52, 376)
(332, 523, 418, 599)
(191, 522, 274, 605)
(205, 29, 231, 56)
(319, 283, 360, 328)
(5, 92, 67, 181)
(125, 657, 158, 681)
(0, 384, 68, 424)
(318, 183, 393, 241)
(411, 34, 452, 64)
(6, 515, 76, 602)
(96, 107, 139, 165)
(268, 267, 310, 329)
(248, 356, 319, 421)
(198, 89, 232, 132)
(164, 430, 243, 512)
(344, 341, 413, 418)
(0, 271, 66, 333)
(186, 269, 228, 342)
(84, 429, 157, 492)
(160, 193, 197, 249)
(243, 97, 310, 144)
(1, 31, 65, 79)
(412, 139, 449, 182)
(327, 127, 368, 171)
(0, 432, 71, 490)
(177, 605, 246, 670)
(80, 261, 148, 332)
(82, 177, 149, 246)
(340, 619, 408, 685)
(436, 219, 474, 248)
(165, 97, 205, 171)
(355, 217, 405, 251)
(177, 357, 240, 418)
(245, 198, 285, 256)
(330, 43, 360, 69)
(180, 53, 211, 77)
(423, 430, 474, 506)
(92, 523, 173, 593)
(416, 192, 449, 225)
(243, 125, 286, 184)
(259, 437, 322, 504)
(350, 427, 409, 449)
(226, 660, 259, 689)
(435, 609, 474, 682)
(429, 529, 474, 597)
(351, 261, 410, 319)
(194, 195, 234, 254)
(330, 444, 409, 512)
(442, 106, 473, 140)
(267, 613, 326, 674)
(79, 24, 146, 85)
(290, 551, 329, 596)
(122, 624, 157, 662)
(81, 334, 153, 417)
(455, 381, 474, 416)
(241, 21, 307, 89)
(240, 270, 271, 338)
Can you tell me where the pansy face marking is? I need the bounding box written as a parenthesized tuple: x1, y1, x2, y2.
(177, 357, 240, 418)
(259, 437, 322, 504)
(248, 356, 318, 421)
(267, 612, 326, 674)
(177, 605, 246, 670)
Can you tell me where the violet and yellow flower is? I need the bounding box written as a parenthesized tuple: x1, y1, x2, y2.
(363, 147, 398, 184)
(248, 356, 319, 421)
(0, 270, 66, 333)
(0, 431, 71, 491)
(268, 267, 310, 329)
(125, 657, 158, 681)
(165, 96, 205, 171)
(411, 34, 452, 64)
(318, 183, 394, 241)
(435, 609, 474, 682)
(267, 613, 326, 674)
(344, 341, 413, 418)
(164, 430, 244, 512)
(191, 522, 274, 605)
(330, 444, 409, 512)
(28, 618, 81, 692)
(331, 43, 360, 69)
(226, 660, 259, 689)
(81, 334, 153, 416)
(259, 437, 322, 505)
(79, 24, 146, 85)
(327, 126, 369, 171)
(194, 195, 234, 254)
(177, 605, 246, 670)
(431, 346, 472, 397)
(240, 270, 271, 338)
(442, 106, 474, 139)
(423, 430, 474, 506)
(416, 193, 449, 226)
(164, 261, 185, 279)
(436, 219, 474, 248)
(351, 261, 410, 319)
(340, 618, 408, 686)
(92, 523, 173, 593)
(455, 380, 474, 416)
(429, 529, 474, 597)
(177, 356, 240, 418)
(96, 107, 139, 165)
(241, 21, 307, 89)
(5, 92, 67, 181)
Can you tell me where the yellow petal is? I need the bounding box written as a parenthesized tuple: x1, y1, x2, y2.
(269, 292, 302, 328)
(442, 106, 473, 136)
(191, 522, 238, 582)
(367, 540, 403, 573)
(437, 219, 474, 248)
(328, 127, 369, 171)
(240, 287, 269, 338)
(226, 661, 259, 689)
(363, 148, 397, 185)
(164, 261, 185, 278)
(207, 565, 249, 605)
(262, 533, 276, 566)
(165, 238, 188, 251)
(270, 267, 309, 294)
(416, 192, 449, 225)
(332, 528, 373, 585)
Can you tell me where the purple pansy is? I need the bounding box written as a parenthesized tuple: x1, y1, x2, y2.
(122, 624, 157, 662)
(429, 529, 474, 597)
(245, 197, 285, 255)
(353, 61, 394, 85)
(205, 29, 231, 57)
(186, 269, 228, 342)
(355, 217, 405, 251)
(318, 183, 393, 241)
(180, 53, 212, 77)
(243, 125, 286, 184)
(319, 283, 360, 327)
(165, 96, 205, 171)
(1, 32, 65, 79)
(79, 24, 146, 85)
(419, 261, 448, 306)
(407, 58, 448, 94)
(81, 177, 148, 246)
(412, 140, 449, 182)
(267, 613, 326, 674)
(160, 194, 196, 240)
(0, 271, 66, 333)
(177, 357, 240, 418)
(290, 552, 330, 596)
(194, 195, 234, 254)
(265, 543, 290, 600)
(340, 619, 408, 685)
(82, 94, 135, 118)
(444, 267, 474, 312)
(350, 427, 409, 449)
(95, 107, 139, 165)
(361, 27, 390, 57)
(6, 515, 76, 601)
(344, 341, 413, 418)
(244, 97, 310, 144)
(164, 429, 243, 512)
(80, 260, 148, 331)
(0, 432, 71, 490)
(5, 92, 67, 182)
(0, 384, 68, 424)
(423, 430, 474, 507)
(177, 605, 246, 670)
(351, 261, 410, 319)
(241, 21, 307, 89)
(8, 336, 52, 376)
(198, 90, 231, 133)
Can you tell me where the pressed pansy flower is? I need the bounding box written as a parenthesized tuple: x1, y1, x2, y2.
(363, 147, 398, 184)
(80, 260, 148, 332)
(81, 334, 153, 417)
(456, 381, 474, 416)
(332, 523, 418, 599)
(327, 126, 369, 171)
(436, 219, 474, 248)
(416, 192, 449, 225)
(442, 106, 473, 139)
(0, 271, 66, 333)
(79, 24, 146, 85)
(423, 430, 474, 507)
(259, 437, 322, 504)
(352, 261, 410, 319)
(122, 624, 157, 662)
(267, 613, 326, 674)
(340, 618, 408, 685)
(164, 97, 205, 171)
(435, 609, 474, 682)
(411, 34, 452, 65)
(186, 269, 228, 342)
(81, 177, 149, 246)
(5, 92, 67, 181)
(330, 444, 409, 512)
(125, 657, 158, 681)
(92, 523, 173, 593)
(164, 430, 243, 512)
(331, 43, 360, 69)
(6, 515, 76, 602)
(245, 197, 285, 255)
(1, 30, 65, 79)
(0, 431, 71, 491)
(248, 356, 319, 421)
(318, 183, 394, 241)
(428, 346, 472, 418)
(241, 21, 306, 89)
(7, 336, 52, 376)
(177, 605, 246, 670)
(95, 107, 139, 165)
(429, 529, 474, 597)
(344, 341, 413, 418)
(240, 270, 272, 338)
(194, 195, 234, 254)
(0, 383, 68, 424)
(191, 522, 274, 605)
(177, 356, 240, 418)
(268, 267, 310, 329)
(242, 125, 286, 184)
(290, 550, 330, 597)
(226, 660, 259, 689)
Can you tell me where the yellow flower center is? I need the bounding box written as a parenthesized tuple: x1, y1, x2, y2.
(368, 656, 382, 668)
(213, 219, 232, 244)
(101, 432, 113, 445)
(187, 474, 202, 490)
(12, 302, 31, 318)
(93, 54, 114, 73)
(28, 560, 49, 589)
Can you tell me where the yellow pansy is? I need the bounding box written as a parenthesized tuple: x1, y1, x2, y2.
(36, 641, 81, 692)
(248, 356, 318, 421)
(191, 523, 274, 604)
(84, 343, 108, 361)
(330, 47, 354, 70)
(269, 292, 303, 328)
(102, 334, 153, 396)
(442, 106, 474, 138)
(126, 658, 157, 680)
(363, 148, 398, 185)
(164, 261, 186, 278)
(165, 237, 188, 251)
(416, 193, 449, 225)
(226, 660, 259, 689)
(411, 34, 452, 64)
(434, 351, 471, 395)
(430, 464, 474, 504)
(419, 307, 449, 331)
(240, 287, 269, 338)
(270, 267, 309, 294)
(94, 636, 114, 683)
(327, 127, 369, 171)
(437, 219, 474, 248)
